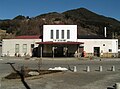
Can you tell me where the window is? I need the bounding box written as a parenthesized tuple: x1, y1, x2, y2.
(50, 30, 53, 39)
(67, 30, 70, 39)
(15, 44, 19, 53)
(109, 49, 112, 52)
(31, 44, 34, 49)
(23, 44, 27, 53)
(61, 30, 64, 39)
(103, 44, 105, 46)
(56, 30, 59, 39)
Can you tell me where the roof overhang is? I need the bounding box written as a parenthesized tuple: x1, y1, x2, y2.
(14, 35, 40, 39)
(36, 42, 84, 45)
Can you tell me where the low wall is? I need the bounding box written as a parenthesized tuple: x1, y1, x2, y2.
(85, 53, 118, 58)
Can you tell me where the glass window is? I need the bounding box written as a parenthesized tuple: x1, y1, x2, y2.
(103, 44, 105, 46)
(67, 30, 70, 39)
(23, 44, 27, 53)
(56, 30, 59, 39)
(15, 44, 19, 53)
(61, 30, 64, 39)
(31, 44, 34, 49)
(50, 30, 53, 39)
(109, 49, 112, 52)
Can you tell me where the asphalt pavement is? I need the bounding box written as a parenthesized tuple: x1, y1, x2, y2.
(0, 57, 120, 89)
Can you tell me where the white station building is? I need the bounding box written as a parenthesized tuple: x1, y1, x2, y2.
(2, 25, 118, 58)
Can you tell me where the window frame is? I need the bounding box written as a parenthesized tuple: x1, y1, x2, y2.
(109, 49, 112, 52)
(56, 30, 59, 39)
(67, 30, 70, 39)
(50, 30, 53, 39)
(15, 44, 19, 53)
(23, 44, 27, 53)
(61, 30, 64, 39)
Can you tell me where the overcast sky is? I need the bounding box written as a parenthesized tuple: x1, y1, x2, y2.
(0, 0, 120, 21)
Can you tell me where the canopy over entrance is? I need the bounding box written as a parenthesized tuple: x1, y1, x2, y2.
(36, 41, 84, 58)
(36, 42, 83, 45)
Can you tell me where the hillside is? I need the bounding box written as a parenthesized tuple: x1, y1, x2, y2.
(0, 7, 120, 39)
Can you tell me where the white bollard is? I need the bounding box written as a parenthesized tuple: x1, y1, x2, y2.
(111, 66, 115, 71)
(86, 66, 90, 72)
(99, 66, 103, 72)
(115, 83, 120, 89)
(73, 66, 77, 72)
(0, 78, 1, 88)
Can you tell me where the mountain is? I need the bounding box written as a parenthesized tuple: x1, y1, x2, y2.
(63, 8, 120, 38)
(0, 7, 120, 39)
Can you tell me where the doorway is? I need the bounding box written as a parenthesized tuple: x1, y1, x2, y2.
(54, 47, 64, 57)
(54, 46, 68, 57)
(94, 47, 100, 57)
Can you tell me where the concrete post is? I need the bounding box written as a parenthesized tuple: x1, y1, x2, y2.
(0, 78, 1, 88)
(77, 45, 80, 58)
(99, 66, 103, 72)
(52, 47, 54, 58)
(111, 66, 115, 71)
(86, 66, 90, 72)
(40, 46, 42, 58)
(73, 66, 77, 72)
(115, 83, 120, 89)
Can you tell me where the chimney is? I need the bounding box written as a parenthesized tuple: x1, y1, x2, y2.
(104, 27, 107, 38)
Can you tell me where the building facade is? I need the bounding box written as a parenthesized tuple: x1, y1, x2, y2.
(2, 25, 118, 58)
(78, 39, 118, 58)
(2, 36, 40, 57)
(43, 25, 77, 42)
(37, 25, 82, 57)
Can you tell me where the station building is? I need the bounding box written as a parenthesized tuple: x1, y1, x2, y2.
(2, 25, 118, 58)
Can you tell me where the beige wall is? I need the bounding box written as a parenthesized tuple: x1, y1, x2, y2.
(85, 53, 118, 58)
(78, 39, 118, 58)
(2, 39, 40, 57)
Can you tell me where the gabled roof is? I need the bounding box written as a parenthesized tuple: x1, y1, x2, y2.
(15, 35, 40, 39)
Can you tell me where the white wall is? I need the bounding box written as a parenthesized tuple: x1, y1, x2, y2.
(2, 39, 40, 56)
(43, 25, 77, 42)
(78, 39, 118, 53)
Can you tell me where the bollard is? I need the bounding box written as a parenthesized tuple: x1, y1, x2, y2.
(86, 66, 90, 72)
(0, 78, 1, 88)
(99, 66, 103, 72)
(115, 83, 120, 89)
(73, 66, 77, 72)
(111, 66, 115, 71)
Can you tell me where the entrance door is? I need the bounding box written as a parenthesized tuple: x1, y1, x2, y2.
(94, 47, 100, 57)
(79, 46, 84, 57)
(54, 47, 64, 57)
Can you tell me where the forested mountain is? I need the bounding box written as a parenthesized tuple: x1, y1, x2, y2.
(0, 7, 120, 39)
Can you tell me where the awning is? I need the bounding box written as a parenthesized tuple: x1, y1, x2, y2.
(36, 41, 84, 45)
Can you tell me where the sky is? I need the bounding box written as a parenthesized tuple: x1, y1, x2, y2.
(0, 0, 120, 21)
